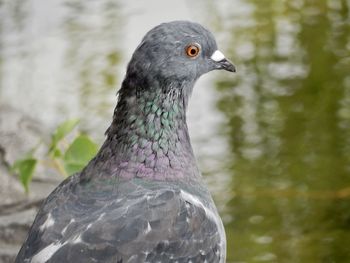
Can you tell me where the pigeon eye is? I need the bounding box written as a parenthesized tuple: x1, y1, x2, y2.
(185, 44, 200, 58)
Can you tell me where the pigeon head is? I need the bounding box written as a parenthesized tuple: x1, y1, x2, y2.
(101, 21, 236, 179)
(126, 21, 235, 86)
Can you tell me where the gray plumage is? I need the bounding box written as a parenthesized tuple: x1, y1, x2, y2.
(16, 20, 235, 263)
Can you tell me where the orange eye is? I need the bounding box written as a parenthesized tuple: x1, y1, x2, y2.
(185, 44, 200, 58)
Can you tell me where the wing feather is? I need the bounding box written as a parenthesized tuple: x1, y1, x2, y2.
(16, 176, 224, 263)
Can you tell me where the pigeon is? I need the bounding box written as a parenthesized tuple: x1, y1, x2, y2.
(15, 20, 235, 263)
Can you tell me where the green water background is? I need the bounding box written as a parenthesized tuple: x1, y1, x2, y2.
(0, 0, 349, 262)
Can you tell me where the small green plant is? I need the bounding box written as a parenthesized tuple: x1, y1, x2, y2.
(11, 119, 98, 192)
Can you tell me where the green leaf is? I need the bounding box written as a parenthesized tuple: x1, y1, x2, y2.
(52, 148, 62, 158)
(63, 134, 98, 175)
(49, 119, 80, 153)
(12, 158, 37, 193)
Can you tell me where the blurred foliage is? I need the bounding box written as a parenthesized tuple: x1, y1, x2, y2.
(63, 134, 98, 174)
(11, 119, 98, 192)
(11, 158, 37, 193)
(213, 0, 350, 262)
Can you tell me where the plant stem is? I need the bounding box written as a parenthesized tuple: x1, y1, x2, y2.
(52, 159, 68, 177)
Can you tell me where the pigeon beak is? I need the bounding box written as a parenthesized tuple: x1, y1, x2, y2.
(211, 50, 236, 73)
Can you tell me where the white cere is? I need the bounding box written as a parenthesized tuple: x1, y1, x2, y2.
(210, 50, 225, 62)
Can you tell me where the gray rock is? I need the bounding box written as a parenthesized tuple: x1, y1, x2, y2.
(0, 105, 60, 263)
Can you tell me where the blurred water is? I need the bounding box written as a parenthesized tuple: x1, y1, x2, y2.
(1, 0, 350, 262)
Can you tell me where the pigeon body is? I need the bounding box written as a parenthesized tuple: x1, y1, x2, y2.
(16, 21, 235, 263)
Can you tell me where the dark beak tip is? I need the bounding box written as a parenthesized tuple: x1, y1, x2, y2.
(229, 64, 236, 73)
(219, 58, 236, 73)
